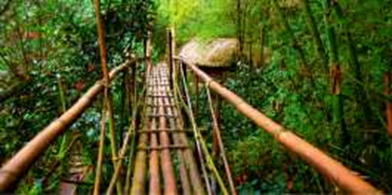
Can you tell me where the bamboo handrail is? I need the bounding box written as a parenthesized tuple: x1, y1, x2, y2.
(0, 60, 135, 192)
(178, 58, 380, 194)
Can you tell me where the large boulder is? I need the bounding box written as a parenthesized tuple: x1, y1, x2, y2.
(179, 38, 238, 68)
(280, 0, 300, 8)
(179, 38, 272, 68)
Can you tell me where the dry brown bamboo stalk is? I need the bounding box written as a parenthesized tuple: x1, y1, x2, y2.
(93, 0, 121, 193)
(149, 101, 161, 195)
(168, 77, 206, 194)
(131, 45, 152, 194)
(0, 62, 132, 192)
(178, 64, 228, 195)
(157, 68, 178, 195)
(106, 93, 142, 194)
(182, 60, 379, 194)
(206, 87, 237, 195)
(130, 104, 150, 195)
(165, 100, 192, 195)
(94, 0, 109, 84)
(93, 102, 107, 195)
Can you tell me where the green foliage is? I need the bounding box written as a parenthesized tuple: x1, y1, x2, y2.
(164, 0, 392, 192)
(155, 0, 236, 44)
(1, 0, 392, 193)
(1, 0, 154, 192)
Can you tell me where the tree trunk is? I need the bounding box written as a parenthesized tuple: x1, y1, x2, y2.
(324, 0, 348, 143)
(332, 1, 373, 127)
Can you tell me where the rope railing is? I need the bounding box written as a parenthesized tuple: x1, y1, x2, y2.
(0, 59, 136, 192)
(175, 57, 380, 194)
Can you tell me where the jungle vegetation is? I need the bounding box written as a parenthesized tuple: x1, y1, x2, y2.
(0, 0, 391, 193)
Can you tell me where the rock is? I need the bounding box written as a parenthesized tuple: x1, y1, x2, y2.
(179, 38, 272, 68)
(280, 0, 300, 8)
(179, 38, 238, 68)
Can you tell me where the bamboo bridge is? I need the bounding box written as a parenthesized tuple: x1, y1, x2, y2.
(0, 28, 382, 194)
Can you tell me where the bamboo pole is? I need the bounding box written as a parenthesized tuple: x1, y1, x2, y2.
(168, 28, 174, 90)
(179, 64, 229, 195)
(176, 64, 213, 195)
(130, 106, 150, 195)
(130, 64, 152, 195)
(124, 61, 140, 194)
(93, 103, 107, 195)
(149, 117, 161, 195)
(130, 34, 152, 195)
(206, 87, 237, 195)
(106, 91, 143, 194)
(94, 0, 109, 83)
(166, 100, 192, 195)
(0, 62, 132, 192)
(182, 60, 379, 194)
(149, 78, 161, 195)
(170, 68, 206, 195)
(124, 102, 140, 194)
(157, 66, 178, 194)
(93, 0, 121, 193)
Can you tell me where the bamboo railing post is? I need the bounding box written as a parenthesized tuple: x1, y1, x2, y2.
(94, 105, 107, 195)
(92, 0, 121, 193)
(195, 74, 199, 119)
(167, 28, 174, 90)
(212, 91, 221, 157)
(172, 28, 177, 90)
(124, 98, 140, 194)
(106, 94, 142, 194)
(206, 87, 237, 195)
(131, 60, 137, 114)
(121, 65, 130, 125)
(178, 64, 212, 195)
(131, 35, 152, 195)
(178, 64, 229, 195)
(145, 32, 152, 75)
